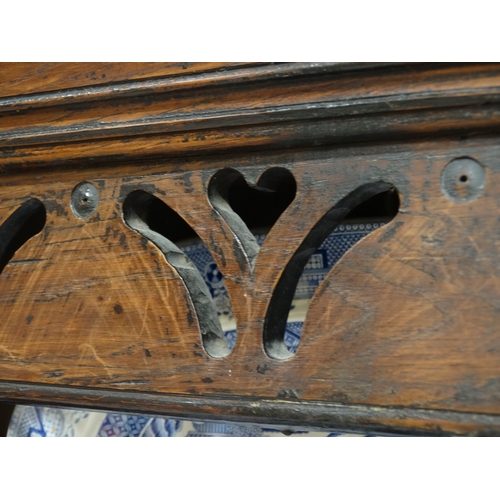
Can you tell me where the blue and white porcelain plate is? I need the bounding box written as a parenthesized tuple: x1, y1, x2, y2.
(7, 406, 372, 437)
(8, 221, 387, 437)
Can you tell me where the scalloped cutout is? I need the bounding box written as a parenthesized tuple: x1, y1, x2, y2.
(264, 182, 400, 360)
(123, 190, 233, 358)
(0, 199, 46, 275)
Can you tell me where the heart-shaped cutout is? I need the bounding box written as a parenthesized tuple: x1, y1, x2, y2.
(208, 167, 296, 270)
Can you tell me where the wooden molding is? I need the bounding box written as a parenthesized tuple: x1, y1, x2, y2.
(1, 63, 500, 435)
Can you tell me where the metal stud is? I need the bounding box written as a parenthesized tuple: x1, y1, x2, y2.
(70, 181, 99, 219)
(441, 157, 485, 203)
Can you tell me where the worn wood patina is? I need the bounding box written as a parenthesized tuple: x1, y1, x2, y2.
(1, 63, 500, 435)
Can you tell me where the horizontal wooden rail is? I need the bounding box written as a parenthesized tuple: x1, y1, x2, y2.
(1, 63, 500, 435)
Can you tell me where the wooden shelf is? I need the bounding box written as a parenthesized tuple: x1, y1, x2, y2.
(1, 63, 500, 435)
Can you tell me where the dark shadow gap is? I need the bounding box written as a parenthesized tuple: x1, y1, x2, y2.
(264, 182, 400, 360)
(0, 199, 46, 275)
(208, 167, 297, 270)
(0, 403, 15, 437)
(122, 190, 232, 358)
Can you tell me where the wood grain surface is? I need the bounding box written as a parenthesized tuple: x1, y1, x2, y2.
(0, 63, 264, 98)
(1, 63, 500, 435)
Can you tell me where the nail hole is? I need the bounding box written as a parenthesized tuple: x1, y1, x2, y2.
(459, 175, 468, 183)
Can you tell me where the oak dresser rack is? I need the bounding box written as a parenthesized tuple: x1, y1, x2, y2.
(1, 62, 500, 436)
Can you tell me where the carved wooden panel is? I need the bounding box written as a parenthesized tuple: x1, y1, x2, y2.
(1, 63, 500, 435)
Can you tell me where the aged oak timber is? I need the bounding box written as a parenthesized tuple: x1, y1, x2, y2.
(1, 63, 500, 436)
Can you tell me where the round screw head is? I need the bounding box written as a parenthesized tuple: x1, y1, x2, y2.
(70, 181, 99, 218)
(441, 157, 485, 203)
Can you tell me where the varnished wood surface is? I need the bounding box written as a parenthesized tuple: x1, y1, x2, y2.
(2, 63, 500, 170)
(1, 63, 500, 435)
(0, 63, 264, 99)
